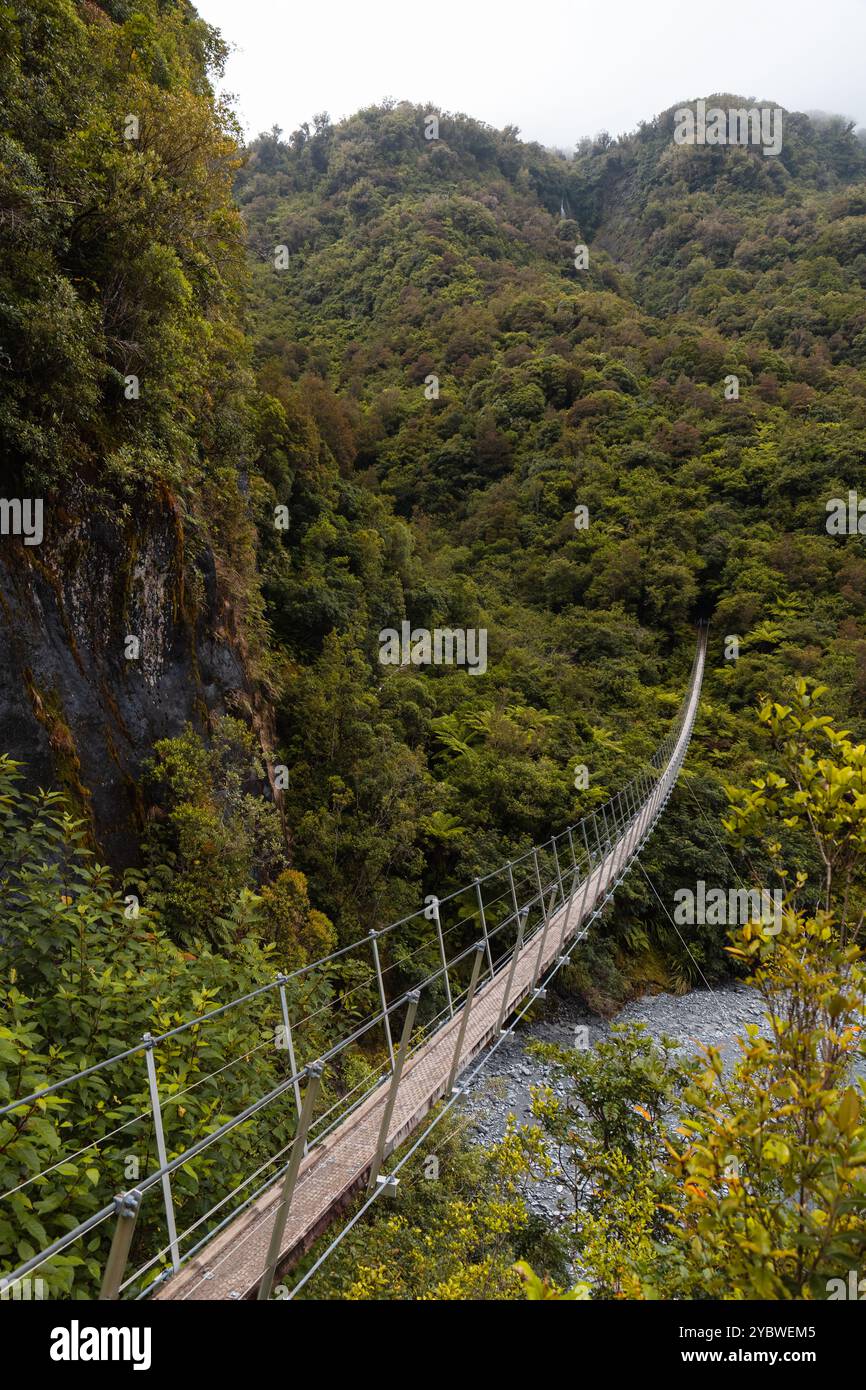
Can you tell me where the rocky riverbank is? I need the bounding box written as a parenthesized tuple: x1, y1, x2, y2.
(461, 979, 769, 1224)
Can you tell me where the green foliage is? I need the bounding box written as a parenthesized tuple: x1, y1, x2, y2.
(0, 0, 248, 501)
(724, 679, 866, 935)
(666, 904, 866, 1299)
(6, 1, 866, 1300)
(521, 1024, 688, 1297)
(516, 701, 866, 1300)
(137, 716, 291, 948)
(295, 1116, 556, 1300)
(231, 96, 866, 988)
(514, 1261, 589, 1300)
(0, 753, 303, 1296)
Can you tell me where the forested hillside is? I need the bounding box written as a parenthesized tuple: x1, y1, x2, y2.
(234, 96, 866, 992)
(2, 0, 866, 1299)
(0, 0, 274, 868)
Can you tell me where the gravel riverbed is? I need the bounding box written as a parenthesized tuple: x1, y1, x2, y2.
(460, 980, 769, 1224)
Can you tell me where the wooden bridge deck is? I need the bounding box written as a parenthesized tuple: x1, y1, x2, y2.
(155, 793, 659, 1301)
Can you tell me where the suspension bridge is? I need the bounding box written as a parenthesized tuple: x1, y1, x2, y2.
(1, 627, 707, 1302)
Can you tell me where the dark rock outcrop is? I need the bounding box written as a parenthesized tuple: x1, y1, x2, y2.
(0, 490, 249, 868)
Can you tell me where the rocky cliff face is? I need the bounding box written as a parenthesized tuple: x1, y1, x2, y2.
(0, 491, 249, 867)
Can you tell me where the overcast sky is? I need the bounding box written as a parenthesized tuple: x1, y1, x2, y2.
(195, 0, 866, 150)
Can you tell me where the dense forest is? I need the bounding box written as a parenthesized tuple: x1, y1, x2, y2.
(234, 89, 866, 989)
(1, 0, 865, 1302)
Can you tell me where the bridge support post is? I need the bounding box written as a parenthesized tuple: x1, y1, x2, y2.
(632, 777, 645, 847)
(598, 803, 616, 902)
(590, 812, 605, 912)
(613, 795, 630, 881)
(431, 898, 454, 1019)
(567, 852, 582, 913)
(506, 860, 521, 929)
(580, 818, 592, 875)
(574, 823, 595, 932)
(653, 766, 662, 817)
(369, 930, 395, 1069)
(551, 835, 567, 908)
(142, 1033, 180, 1274)
(607, 796, 626, 888)
(99, 1188, 142, 1301)
(618, 791, 631, 858)
(367, 990, 420, 1193)
(638, 772, 654, 844)
(496, 908, 527, 1032)
(474, 877, 494, 980)
(600, 802, 613, 856)
(531, 847, 549, 938)
(276, 974, 304, 1132)
(634, 776, 647, 841)
(446, 944, 485, 1093)
(630, 779, 645, 854)
(532, 883, 560, 988)
(622, 784, 641, 868)
(556, 866, 581, 955)
(623, 789, 633, 844)
(257, 1062, 324, 1300)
